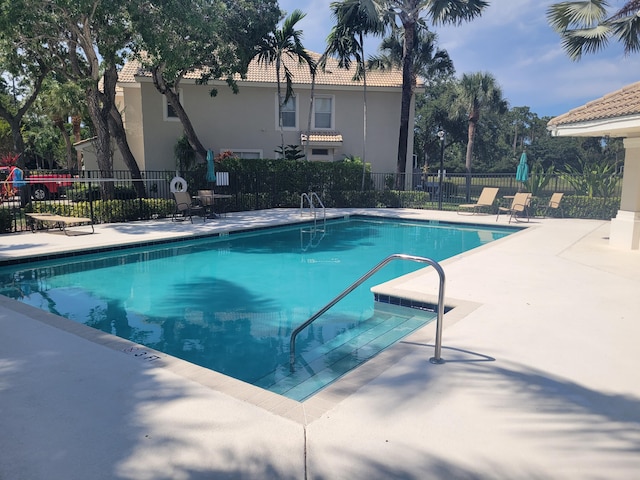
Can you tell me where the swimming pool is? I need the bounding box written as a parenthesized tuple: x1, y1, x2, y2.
(0, 216, 515, 400)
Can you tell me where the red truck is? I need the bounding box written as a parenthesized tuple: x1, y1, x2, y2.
(1, 167, 73, 201)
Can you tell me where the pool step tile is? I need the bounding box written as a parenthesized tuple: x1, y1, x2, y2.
(259, 312, 435, 400)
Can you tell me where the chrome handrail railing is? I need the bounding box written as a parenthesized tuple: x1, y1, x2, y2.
(289, 253, 446, 371)
(300, 192, 326, 232)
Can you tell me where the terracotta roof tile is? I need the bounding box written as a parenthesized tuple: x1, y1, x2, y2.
(301, 132, 343, 144)
(119, 51, 410, 89)
(548, 81, 640, 127)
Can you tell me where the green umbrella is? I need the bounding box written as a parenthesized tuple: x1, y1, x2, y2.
(206, 149, 216, 183)
(516, 151, 529, 183)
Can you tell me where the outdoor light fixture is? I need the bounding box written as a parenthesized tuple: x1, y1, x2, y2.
(437, 129, 445, 210)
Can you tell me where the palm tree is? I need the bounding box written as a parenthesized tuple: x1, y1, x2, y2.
(368, 27, 453, 90)
(324, 0, 386, 188)
(254, 10, 315, 157)
(368, 26, 454, 188)
(547, 0, 640, 60)
(357, 0, 489, 189)
(453, 72, 508, 200)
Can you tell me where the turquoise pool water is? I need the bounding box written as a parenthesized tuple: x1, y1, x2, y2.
(0, 216, 515, 400)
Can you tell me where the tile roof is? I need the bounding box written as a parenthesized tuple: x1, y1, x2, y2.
(300, 132, 344, 144)
(118, 51, 411, 89)
(548, 80, 640, 127)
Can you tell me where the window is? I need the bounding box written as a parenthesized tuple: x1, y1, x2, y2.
(163, 90, 183, 122)
(311, 148, 329, 156)
(313, 96, 333, 129)
(220, 149, 262, 159)
(277, 95, 297, 129)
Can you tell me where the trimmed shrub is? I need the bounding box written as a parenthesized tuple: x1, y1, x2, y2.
(0, 208, 13, 233)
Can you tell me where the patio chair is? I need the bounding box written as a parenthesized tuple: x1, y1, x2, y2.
(457, 187, 499, 215)
(543, 192, 564, 218)
(198, 189, 216, 218)
(172, 191, 206, 223)
(496, 192, 531, 223)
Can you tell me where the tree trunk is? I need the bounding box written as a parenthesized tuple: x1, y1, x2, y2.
(85, 84, 115, 198)
(109, 105, 146, 197)
(72, 115, 82, 172)
(5, 116, 26, 168)
(360, 32, 368, 191)
(395, 20, 415, 190)
(305, 69, 316, 161)
(54, 116, 74, 169)
(97, 64, 146, 197)
(465, 108, 479, 201)
(276, 58, 285, 157)
(151, 65, 208, 163)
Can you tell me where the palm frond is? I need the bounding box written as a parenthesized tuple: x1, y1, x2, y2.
(428, 0, 490, 26)
(562, 25, 611, 59)
(547, 0, 608, 32)
(610, 13, 640, 54)
(609, 0, 640, 20)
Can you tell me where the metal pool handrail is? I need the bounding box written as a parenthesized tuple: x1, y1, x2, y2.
(289, 253, 446, 371)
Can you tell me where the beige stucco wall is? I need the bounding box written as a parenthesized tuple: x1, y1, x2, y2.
(132, 79, 407, 174)
(119, 84, 145, 170)
(610, 137, 640, 249)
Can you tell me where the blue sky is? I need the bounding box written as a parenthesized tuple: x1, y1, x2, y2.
(278, 0, 640, 118)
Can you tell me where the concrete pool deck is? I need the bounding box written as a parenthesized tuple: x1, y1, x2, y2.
(1, 208, 639, 479)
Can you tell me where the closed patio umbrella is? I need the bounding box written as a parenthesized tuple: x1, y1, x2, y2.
(516, 151, 529, 185)
(206, 149, 216, 183)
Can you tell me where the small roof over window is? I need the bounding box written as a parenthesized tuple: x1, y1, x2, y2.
(300, 131, 343, 147)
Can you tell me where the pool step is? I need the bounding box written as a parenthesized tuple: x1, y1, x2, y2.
(256, 307, 435, 400)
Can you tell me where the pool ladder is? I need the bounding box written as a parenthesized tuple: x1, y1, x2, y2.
(300, 192, 326, 228)
(289, 253, 446, 371)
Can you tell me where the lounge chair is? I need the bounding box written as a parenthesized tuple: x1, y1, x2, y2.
(172, 191, 206, 223)
(496, 192, 531, 223)
(458, 187, 499, 215)
(543, 192, 564, 218)
(26, 212, 94, 235)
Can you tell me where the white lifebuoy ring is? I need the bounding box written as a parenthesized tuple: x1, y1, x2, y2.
(170, 176, 187, 193)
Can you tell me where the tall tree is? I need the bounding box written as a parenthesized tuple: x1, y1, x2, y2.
(325, 0, 386, 187)
(547, 0, 640, 59)
(357, 0, 489, 188)
(0, 0, 147, 197)
(130, 0, 280, 163)
(36, 78, 86, 170)
(453, 72, 508, 200)
(369, 26, 453, 186)
(368, 27, 453, 89)
(508, 106, 535, 156)
(0, 23, 51, 169)
(254, 9, 315, 157)
(413, 80, 466, 172)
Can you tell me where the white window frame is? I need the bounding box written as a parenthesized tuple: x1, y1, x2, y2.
(163, 89, 184, 122)
(219, 149, 263, 159)
(312, 95, 334, 130)
(275, 94, 298, 130)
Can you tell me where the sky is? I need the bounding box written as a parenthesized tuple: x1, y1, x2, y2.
(278, 0, 640, 118)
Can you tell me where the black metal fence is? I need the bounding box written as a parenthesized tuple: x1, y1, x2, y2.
(0, 169, 623, 234)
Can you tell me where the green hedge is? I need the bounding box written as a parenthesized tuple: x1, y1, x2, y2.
(28, 199, 175, 223)
(67, 185, 138, 202)
(531, 195, 619, 219)
(0, 208, 12, 233)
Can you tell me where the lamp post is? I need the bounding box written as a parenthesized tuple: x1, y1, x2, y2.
(437, 129, 445, 210)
